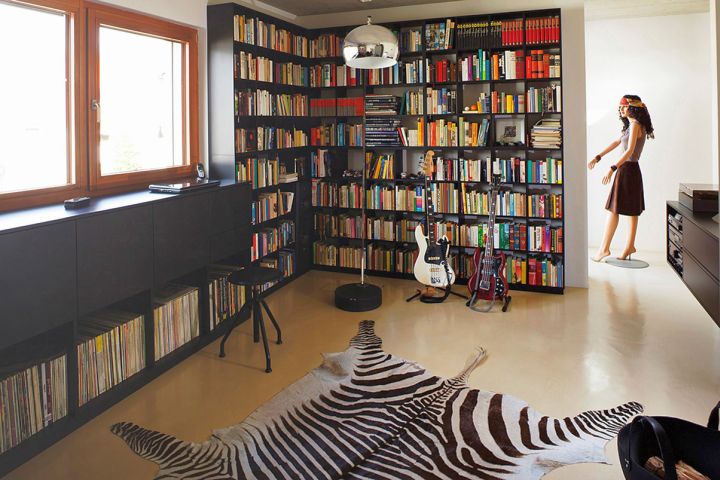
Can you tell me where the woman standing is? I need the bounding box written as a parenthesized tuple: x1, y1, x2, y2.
(588, 95, 655, 262)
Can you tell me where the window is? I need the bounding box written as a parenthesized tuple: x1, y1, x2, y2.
(87, 3, 198, 189)
(0, 0, 198, 211)
(0, 0, 83, 206)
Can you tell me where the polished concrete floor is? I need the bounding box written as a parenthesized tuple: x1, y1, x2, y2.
(5, 251, 720, 479)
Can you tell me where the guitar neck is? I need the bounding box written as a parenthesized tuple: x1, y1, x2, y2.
(425, 175, 436, 245)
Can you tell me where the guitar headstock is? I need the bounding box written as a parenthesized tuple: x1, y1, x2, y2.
(491, 174, 502, 190)
(419, 149, 436, 177)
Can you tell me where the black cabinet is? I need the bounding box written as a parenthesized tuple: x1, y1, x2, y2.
(153, 193, 211, 287)
(0, 222, 77, 350)
(666, 201, 719, 326)
(77, 205, 153, 316)
(0, 184, 252, 475)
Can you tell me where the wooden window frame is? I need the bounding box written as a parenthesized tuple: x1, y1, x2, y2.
(86, 2, 199, 192)
(0, 0, 86, 212)
(0, 0, 199, 212)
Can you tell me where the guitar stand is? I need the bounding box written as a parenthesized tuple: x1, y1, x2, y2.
(406, 286, 468, 303)
(467, 293, 512, 313)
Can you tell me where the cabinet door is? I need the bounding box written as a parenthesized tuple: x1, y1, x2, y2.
(0, 222, 77, 350)
(684, 220, 719, 281)
(77, 206, 153, 316)
(209, 184, 251, 262)
(153, 194, 210, 286)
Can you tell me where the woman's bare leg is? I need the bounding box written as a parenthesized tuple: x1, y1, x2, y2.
(618, 215, 638, 260)
(592, 212, 619, 262)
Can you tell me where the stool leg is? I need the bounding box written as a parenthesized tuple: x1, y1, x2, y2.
(255, 302, 272, 373)
(260, 300, 282, 345)
(219, 315, 239, 358)
(252, 287, 260, 344)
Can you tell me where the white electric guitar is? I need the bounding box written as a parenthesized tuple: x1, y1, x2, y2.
(413, 150, 456, 287)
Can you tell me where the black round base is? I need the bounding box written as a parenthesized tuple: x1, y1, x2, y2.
(335, 283, 382, 312)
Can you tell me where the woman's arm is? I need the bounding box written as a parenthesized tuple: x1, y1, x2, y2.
(588, 138, 622, 170)
(602, 123, 639, 185)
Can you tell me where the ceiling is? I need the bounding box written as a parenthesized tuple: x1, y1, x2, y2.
(225, 0, 709, 19)
(240, 0, 459, 16)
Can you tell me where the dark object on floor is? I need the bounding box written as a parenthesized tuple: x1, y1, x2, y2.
(335, 282, 382, 311)
(219, 266, 283, 373)
(618, 401, 720, 480)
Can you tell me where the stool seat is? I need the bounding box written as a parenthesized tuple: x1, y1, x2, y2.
(228, 267, 283, 286)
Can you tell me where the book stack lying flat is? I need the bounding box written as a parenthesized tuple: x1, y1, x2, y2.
(365, 117, 401, 147)
(364, 94, 399, 115)
(530, 118, 561, 149)
(279, 171, 298, 183)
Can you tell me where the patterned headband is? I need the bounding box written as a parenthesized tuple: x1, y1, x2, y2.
(619, 97, 646, 108)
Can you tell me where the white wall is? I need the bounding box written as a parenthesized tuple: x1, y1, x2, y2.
(585, 13, 714, 253)
(300, 0, 589, 288)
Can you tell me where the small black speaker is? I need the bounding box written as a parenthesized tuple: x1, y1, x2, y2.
(335, 283, 382, 312)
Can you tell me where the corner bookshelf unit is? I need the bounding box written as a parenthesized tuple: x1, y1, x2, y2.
(209, 4, 565, 293)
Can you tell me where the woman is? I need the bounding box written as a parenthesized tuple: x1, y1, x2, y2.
(588, 95, 655, 262)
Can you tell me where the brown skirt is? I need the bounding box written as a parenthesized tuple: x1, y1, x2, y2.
(605, 162, 644, 216)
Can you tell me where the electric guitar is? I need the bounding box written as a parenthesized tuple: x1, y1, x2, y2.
(413, 150, 456, 288)
(467, 174, 509, 310)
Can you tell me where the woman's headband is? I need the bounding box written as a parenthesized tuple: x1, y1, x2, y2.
(619, 97, 646, 108)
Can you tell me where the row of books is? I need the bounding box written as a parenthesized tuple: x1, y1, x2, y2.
(251, 190, 294, 225)
(527, 85, 562, 113)
(236, 156, 278, 189)
(235, 127, 308, 152)
(426, 19, 456, 50)
(461, 188, 528, 217)
(153, 286, 200, 361)
(490, 92, 525, 114)
(310, 149, 333, 178)
(459, 50, 524, 81)
(453, 253, 527, 285)
(77, 311, 145, 406)
(428, 59, 458, 84)
(366, 59, 425, 85)
(400, 89, 424, 115)
(0, 355, 67, 455)
(309, 64, 361, 87)
(234, 15, 355, 60)
(234, 53, 309, 86)
(366, 153, 396, 180)
(397, 28, 422, 53)
(431, 156, 563, 184)
(258, 250, 296, 291)
(456, 20, 513, 50)
(234, 15, 309, 57)
(527, 193, 563, 219)
(427, 87, 458, 115)
(310, 97, 364, 117)
(251, 220, 295, 261)
(528, 225, 564, 253)
(208, 266, 246, 331)
(235, 90, 308, 117)
(310, 123, 363, 147)
(434, 221, 528, 250)
(528, 51, 561, 79)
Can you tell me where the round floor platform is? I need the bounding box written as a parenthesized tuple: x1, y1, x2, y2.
(605, 257, 649, 269)
(335, 283, 382, 312)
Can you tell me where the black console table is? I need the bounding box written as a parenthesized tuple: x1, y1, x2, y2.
(666, 201, 719, 325)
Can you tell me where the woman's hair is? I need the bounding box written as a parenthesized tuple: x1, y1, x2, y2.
(620, 94, 655, 139)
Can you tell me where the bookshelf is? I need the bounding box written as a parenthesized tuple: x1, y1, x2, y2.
(0, 183, 253, 476)
(209, 5, 564, 293)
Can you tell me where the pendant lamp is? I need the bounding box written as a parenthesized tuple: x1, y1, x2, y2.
(342, 16, 399, 69)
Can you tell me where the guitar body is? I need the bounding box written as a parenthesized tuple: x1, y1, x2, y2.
(413, 224, 456, 288)
(467, 247, 509, 301)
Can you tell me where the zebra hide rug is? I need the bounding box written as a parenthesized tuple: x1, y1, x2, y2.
(112, 320, 643, 479)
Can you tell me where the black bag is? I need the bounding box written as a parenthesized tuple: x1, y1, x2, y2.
(618, 401, 720, 479)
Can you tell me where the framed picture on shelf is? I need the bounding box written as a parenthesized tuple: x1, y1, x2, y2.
(495, 116, 525, 146)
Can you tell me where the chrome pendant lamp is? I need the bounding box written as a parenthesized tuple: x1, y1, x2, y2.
(342, 16, 399, 69)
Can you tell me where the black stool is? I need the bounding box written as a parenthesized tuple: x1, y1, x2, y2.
(219, 267, 283, 373)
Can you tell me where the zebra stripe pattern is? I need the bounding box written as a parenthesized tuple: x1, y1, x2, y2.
(112, 320, 642, 479)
